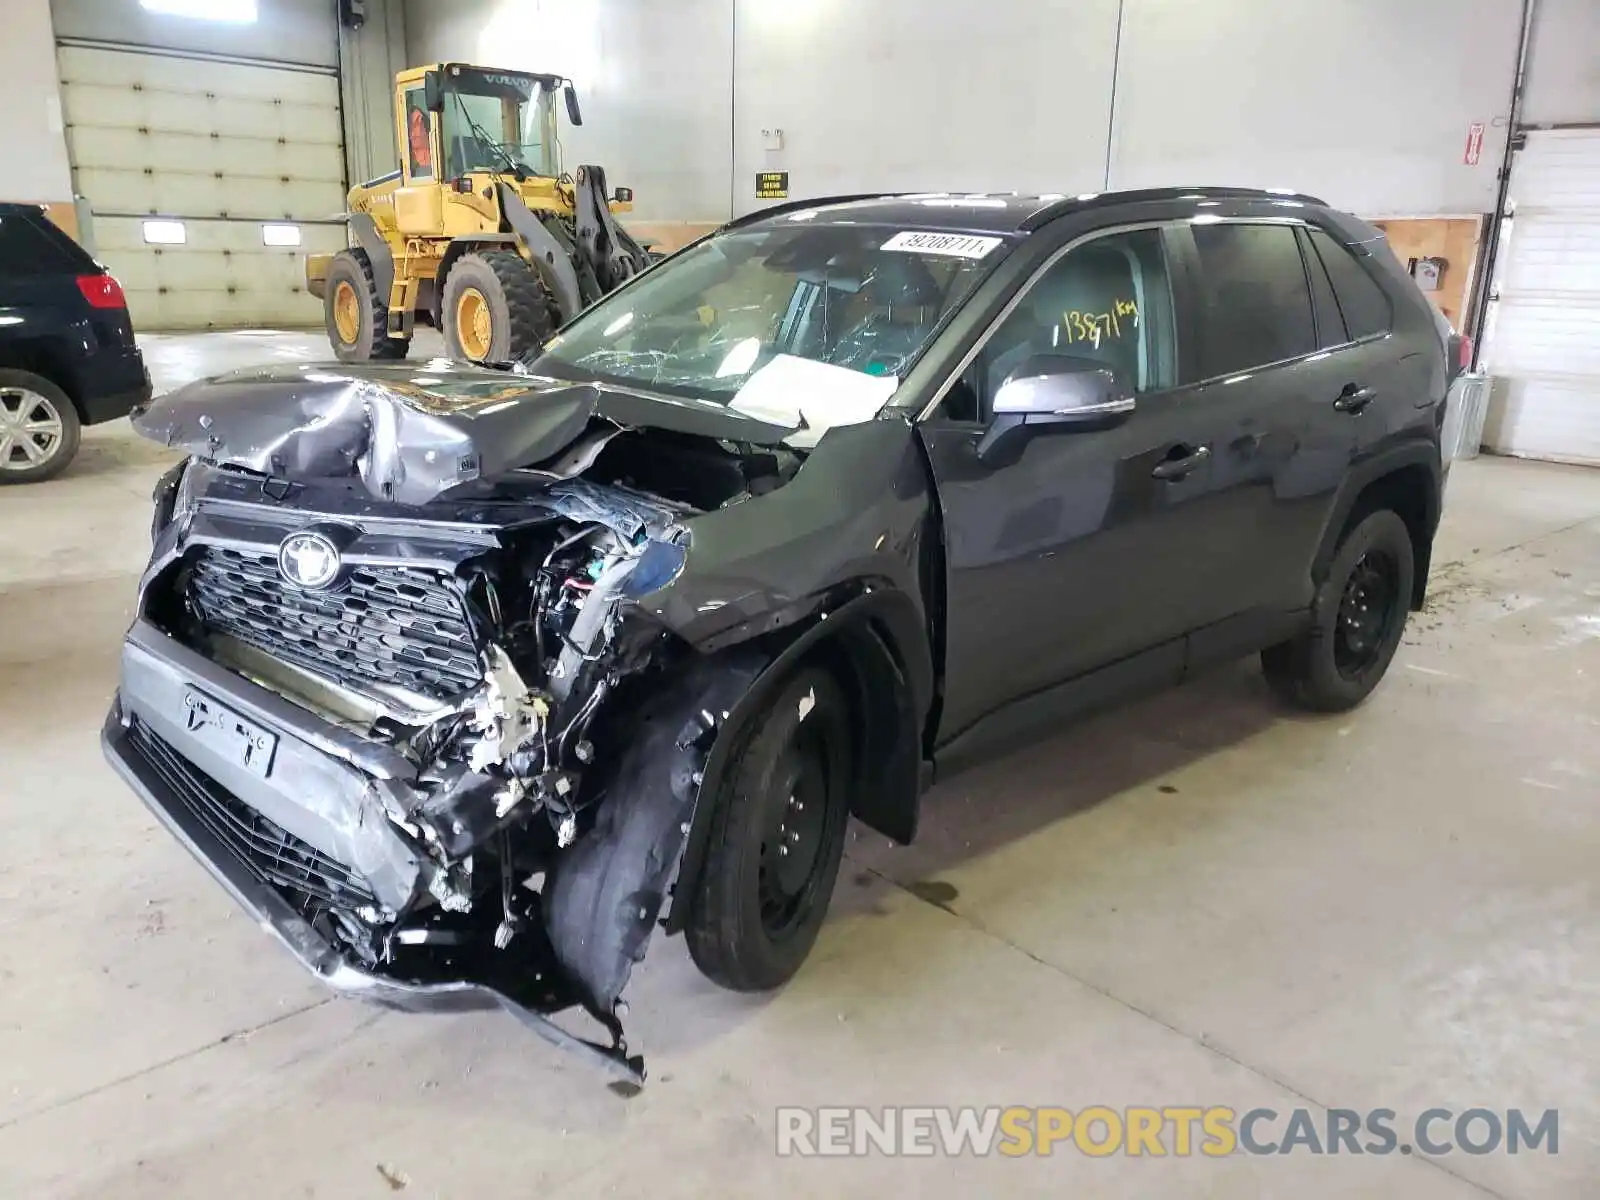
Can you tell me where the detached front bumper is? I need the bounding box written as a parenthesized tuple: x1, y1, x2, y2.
(101, 623, 644, 1086)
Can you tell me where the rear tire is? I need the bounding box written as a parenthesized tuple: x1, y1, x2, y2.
(1262, 509, 1414, 711)
(685, 668, 852, 992)
(324, 248, 410, 363)
(0, 370, 81, 484)
(441, 249, 558, 364)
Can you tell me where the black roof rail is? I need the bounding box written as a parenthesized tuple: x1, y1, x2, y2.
(1019, 186, 1330, 231)
(722, 193, 906, 230)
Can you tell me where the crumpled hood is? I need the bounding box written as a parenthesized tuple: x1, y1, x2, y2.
(132, 360, 795, 505)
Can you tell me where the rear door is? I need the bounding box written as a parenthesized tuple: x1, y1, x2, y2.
(1167, 218, 1386, 628)
(1279, 223, 1415, 598)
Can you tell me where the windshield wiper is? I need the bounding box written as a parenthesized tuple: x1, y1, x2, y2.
(452, 94, 524, 178)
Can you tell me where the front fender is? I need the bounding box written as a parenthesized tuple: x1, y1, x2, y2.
(662, 586, 932, 935)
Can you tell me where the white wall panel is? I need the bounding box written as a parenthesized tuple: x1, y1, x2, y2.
(1, 0, 74, 203)
(731, 0, 1119, 214)
(409, 0, 1537, 223)
(404, 0, 733, 223)
(1108, 0, 1523, 215)
(1522, 0, 1600, 126)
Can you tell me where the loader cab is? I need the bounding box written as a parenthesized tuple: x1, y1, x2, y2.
(399, 64, 573, 186)
(397, 71, 439, 186)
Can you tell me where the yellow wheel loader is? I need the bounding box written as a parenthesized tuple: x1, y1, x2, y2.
(307, 63, 652, 364)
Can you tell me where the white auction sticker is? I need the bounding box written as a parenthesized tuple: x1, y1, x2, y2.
(881, 230, 1004, 259)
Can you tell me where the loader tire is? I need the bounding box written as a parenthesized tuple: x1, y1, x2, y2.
(324, 249, 409, 363)
(442, 249, 558, 364)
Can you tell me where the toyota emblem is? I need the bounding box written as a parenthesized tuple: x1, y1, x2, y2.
(277, 530, 341, 590)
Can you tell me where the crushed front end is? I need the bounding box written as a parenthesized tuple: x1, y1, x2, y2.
(105, 457, 746, 1086)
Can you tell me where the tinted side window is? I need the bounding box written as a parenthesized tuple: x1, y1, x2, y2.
(0, 213, 79, 276)
(956, 227, 1175, 419)
(1189, 223, 1315, 379)
(1306, 227, 1392, 340)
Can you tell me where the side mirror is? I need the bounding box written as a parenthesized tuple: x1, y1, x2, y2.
(977, 354, 1134, 464)
(423, 70, 444, 113)
(564, 82, 584, 127)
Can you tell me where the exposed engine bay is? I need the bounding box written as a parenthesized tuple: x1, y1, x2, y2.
(105, 356, 933, 1086)
(121, 374, 814, 1082)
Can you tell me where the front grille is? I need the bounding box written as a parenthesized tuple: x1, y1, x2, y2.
(127, 718, 377, 916)
(186, 546, 482, 701)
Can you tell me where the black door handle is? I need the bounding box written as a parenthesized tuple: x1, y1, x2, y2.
(1151, 444, 1211, 480)
(1333, 384, 1376, 413)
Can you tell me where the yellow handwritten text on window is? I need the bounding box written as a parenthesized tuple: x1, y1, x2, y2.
(1062, 299, 1139, 349)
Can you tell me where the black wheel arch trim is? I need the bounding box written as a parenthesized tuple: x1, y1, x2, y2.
(663, 586, 933, 935)
(1311, 440, 1443, 609)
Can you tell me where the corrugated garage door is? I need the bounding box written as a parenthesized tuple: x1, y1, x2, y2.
(56, 45, 346, 330)
(1481, 128, 1600, 465)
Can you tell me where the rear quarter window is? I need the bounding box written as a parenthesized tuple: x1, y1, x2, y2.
(1306, 227, 1392, 341)
(0, 211, 91, 276)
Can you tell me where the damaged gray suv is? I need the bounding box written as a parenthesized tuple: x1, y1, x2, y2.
(106, 189, 1453, 1084)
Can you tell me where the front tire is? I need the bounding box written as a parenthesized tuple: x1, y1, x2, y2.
(686, 668, 853, 992)
(1262, 509, 1414, 711)
(324, 248, 409, 363)
(441, 249, 558, 364)
(0, 370, 81, 484)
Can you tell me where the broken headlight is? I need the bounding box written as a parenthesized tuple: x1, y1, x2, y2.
(620, 537, 688, 598)
(149, 457, 202, 543)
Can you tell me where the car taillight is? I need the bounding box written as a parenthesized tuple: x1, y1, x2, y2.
(76, 273, 127, 310)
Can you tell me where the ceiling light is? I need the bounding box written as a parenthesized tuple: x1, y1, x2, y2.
(141, 0, 258, 20)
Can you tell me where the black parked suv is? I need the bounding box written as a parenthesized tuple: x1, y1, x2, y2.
(0, 203, 151, 482)
(105, 188, 1452, 1082)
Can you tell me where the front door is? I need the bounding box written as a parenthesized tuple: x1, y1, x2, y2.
(918, 224, 1264, 745)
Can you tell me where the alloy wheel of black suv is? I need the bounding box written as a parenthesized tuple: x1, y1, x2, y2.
(0, 370, 81, 483)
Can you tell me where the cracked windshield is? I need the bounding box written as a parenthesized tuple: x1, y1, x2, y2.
(531, 223, 1005, 440)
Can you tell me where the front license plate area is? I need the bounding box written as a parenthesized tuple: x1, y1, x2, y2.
(183, 689, 277, 779)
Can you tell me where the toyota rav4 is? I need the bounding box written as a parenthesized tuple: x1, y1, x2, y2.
(106, 188, 1455, 1084)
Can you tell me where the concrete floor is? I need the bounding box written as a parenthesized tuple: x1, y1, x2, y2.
(1, 331, 1596, 1198)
